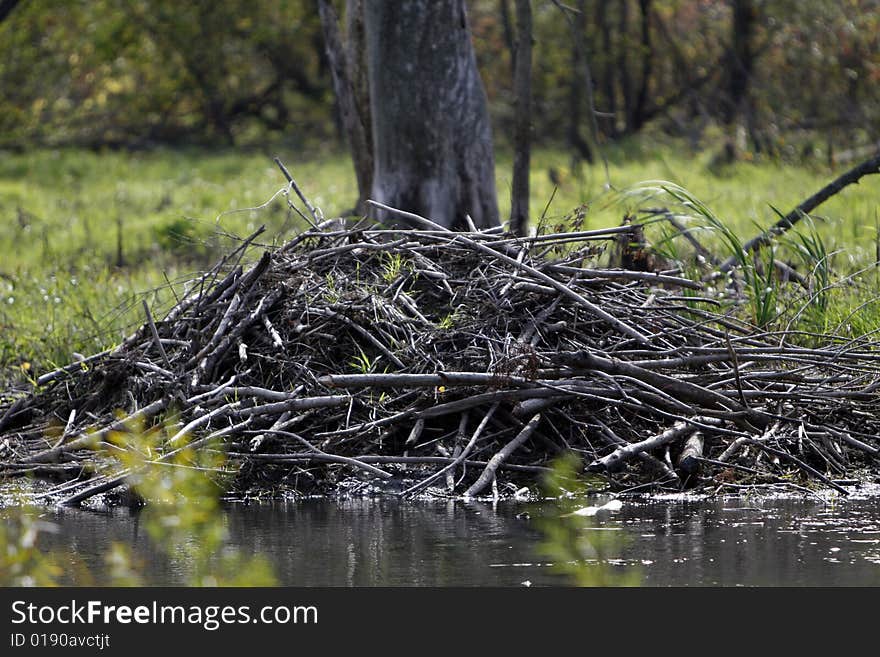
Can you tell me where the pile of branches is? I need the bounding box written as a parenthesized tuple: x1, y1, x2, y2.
(2, 201, 880, 504)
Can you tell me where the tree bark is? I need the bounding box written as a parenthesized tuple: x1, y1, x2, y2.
(364, 0, 500, 230)
(510, 0, 533, 237)
(344, 5, 369, 125)
(344, 0, 372, 207)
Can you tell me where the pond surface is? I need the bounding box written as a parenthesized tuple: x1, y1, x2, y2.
(28, 488, 880, 586)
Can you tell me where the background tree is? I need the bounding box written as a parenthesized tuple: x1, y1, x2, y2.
(317, 0, 372, 214)
(630, 0, 654, 134)
(364, 0, 499, 230)
(724, 0, 757, 156)
(510, 0, 533, 236)
(0, 0, 20, 23)
(0, 0, 878, 163)
(565, 0, 594, 164)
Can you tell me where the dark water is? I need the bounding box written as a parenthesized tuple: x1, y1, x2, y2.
(30, 489, 880, 586)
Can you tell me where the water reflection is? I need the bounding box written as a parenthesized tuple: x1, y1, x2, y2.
(616, 496, 880, 586)
(33, 493, 880, 586)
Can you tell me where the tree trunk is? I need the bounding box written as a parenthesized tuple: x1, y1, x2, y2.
(725, 0, 756, 154)
(618, 0, 634, 134)
(499, 0, 516, 75)
(345, 0, 371, 155)
(567, 0, 594, 163)
(596, 0, 617, 137)
(726, 0, 755, 125)
(631, 0, 653, 133)
(0, 0, 20, 23)
(317, 0, 373, 214)
(510, 0, 533, 237)
(364, 0, 500, 230)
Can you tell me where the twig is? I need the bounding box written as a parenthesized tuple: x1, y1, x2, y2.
(589, 417, 710, 472)
(142, 299, 172, 370)
(60, 419, 251, 506)
(720, 151, 880, 271)
(746, 439, 849, 496)
(256, 430, 393, 479)
(274, 157, 322, 227)
(400, 402, 499, 497)
(231, 453, 550, 474)
(22, 398, 170, 465)
(464, 413, 541, 497)
(367, 200, 651, 345)
(5, 203, 880, 500)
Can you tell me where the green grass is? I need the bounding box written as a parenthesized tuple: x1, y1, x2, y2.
(515, 143, 879, 255)
(0, 147, 357, 381)
(1, 139, 879, 384)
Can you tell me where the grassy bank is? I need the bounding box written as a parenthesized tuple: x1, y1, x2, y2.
(1, 141, 879, 382)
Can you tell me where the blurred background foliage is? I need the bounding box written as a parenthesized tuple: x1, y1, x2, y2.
(0, 0, 329, 148)
(1, 0, 878, 159)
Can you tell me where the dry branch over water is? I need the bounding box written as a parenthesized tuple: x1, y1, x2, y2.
(2, 212, 880, 504)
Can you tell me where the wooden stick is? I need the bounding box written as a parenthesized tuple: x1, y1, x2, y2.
(36, 350, 111, 386)
(0, 397, 33, 433)
(677, 432, 704, 476)
(319, 372, 534, 388)
(367, 200, 651, 345)
(200, 287, 287, 380)
(447, 412, 469, 489)
(232, 395, 350, 418)
(652, 208, 720, 265)
(717, 422, 778, 463)
(549, 264, 704, 290)
(262, 314, 284, 349)
(589, 417, 708, 472)
(400, 402, 499, 496)
(747, 439, 849, 496)
(593, 419, 680, 484)
(405, 418, 426, 446)
(257, 430, 393, 479)
(719, 151, 880, 272)
(21, 398, 169, 465)
(274, 157, 322, 226)
(142, 299, 172, 371)
(60, 419, 251, 506)
(230, 453, 550, 474)
(167, 401, 241, 448)
(464, 413, 541, 497)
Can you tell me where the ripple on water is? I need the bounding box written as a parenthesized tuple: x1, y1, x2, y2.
(3, 486, 880, 585)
